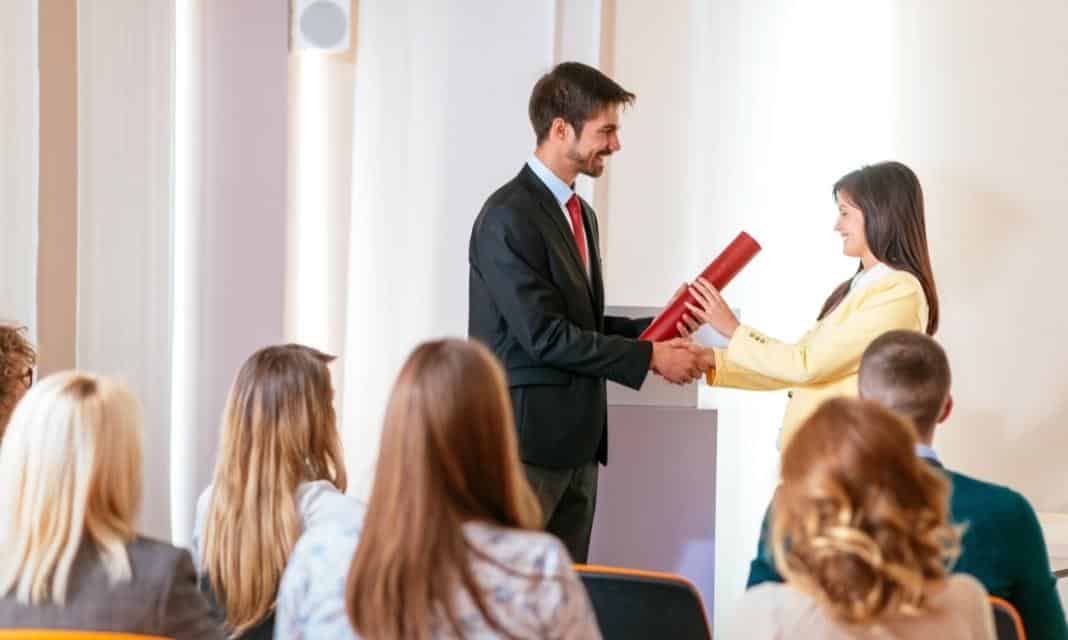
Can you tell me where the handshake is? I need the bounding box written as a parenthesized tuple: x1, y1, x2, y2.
(650, 338, 713, 385)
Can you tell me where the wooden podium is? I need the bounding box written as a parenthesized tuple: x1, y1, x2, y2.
(588, 305, 718, 621)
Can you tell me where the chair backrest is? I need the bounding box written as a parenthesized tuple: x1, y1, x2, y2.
(0, 632, 171, 640)
(574, 564, 711, 640)
(990, 596, 1027, 640)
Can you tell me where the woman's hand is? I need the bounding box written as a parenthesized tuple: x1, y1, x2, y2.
(676, 311, 703, 339)
(685, 277, 740, 339)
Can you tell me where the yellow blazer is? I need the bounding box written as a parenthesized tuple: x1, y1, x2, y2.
(708, 269, 929, 447)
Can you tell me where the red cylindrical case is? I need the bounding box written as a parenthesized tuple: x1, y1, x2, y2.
(638, 231, 762, 342)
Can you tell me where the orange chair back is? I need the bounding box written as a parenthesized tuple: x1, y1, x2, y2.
(990, 596, 1026, 640)
(0, 632, 171, 640)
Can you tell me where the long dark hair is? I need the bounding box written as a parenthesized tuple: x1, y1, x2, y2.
(818, 162, 939, 334)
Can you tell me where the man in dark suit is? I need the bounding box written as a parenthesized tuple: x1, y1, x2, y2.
(468, 62, 709, 562)
(747, 330, 1068, 640)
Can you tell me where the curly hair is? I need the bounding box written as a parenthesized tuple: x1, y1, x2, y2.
(772, 397, 960, 625)
(0, 325, 36, 436)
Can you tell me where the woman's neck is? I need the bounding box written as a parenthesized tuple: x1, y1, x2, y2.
(860, 252, 880, 271)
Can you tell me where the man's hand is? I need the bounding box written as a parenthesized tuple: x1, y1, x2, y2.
(651, 338, 713, 385)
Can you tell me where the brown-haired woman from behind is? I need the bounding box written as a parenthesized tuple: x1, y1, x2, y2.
(193, 344, 362, 639)
(275, 338, 602, 639)
(728, 397, 996, 639)
(0, 372, 222, 638)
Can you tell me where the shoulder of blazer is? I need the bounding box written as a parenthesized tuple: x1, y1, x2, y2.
(846, 270, 925, 308)
(474, 166, 567, 247)
(125, 535, 190, 580)
(481, 165, 556, 213)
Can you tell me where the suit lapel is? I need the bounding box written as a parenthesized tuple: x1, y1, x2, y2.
(580, 200, 605, 313)
(519, 166, 597, 306)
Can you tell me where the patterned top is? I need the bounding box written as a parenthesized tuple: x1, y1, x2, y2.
(276, 519, 603, 639)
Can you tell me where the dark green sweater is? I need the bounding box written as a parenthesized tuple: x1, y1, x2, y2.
(747, 460, 1068, 640)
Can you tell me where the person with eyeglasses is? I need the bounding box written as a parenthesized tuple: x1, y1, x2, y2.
(0, 324, 36, 439)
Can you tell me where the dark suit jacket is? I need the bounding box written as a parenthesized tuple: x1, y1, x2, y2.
(468, 165, 653, 468)
(747, 459, 1068, 640)
(0, 536, 223, 639)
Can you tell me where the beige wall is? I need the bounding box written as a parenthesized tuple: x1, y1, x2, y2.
(892, 1, 1068, 508)
(37, 0, 77, 376)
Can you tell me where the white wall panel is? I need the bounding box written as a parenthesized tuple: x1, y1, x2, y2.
(170, 0, 289, 546)
(0, 0, 39, 334)
(77, 0, 175, 539)
(341, 0, 555, 498)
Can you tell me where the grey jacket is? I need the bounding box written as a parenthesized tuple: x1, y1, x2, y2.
(0, 536, 223, 639)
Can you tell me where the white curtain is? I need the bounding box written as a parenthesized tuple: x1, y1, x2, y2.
(339, 0, 557, 498)
(76, 0, 177, 540)
(0, 0, 38, 335)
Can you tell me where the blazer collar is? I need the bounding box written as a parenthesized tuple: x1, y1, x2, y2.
(518, 165, 597, 303)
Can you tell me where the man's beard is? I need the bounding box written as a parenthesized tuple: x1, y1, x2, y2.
(566, 145, 611, 178)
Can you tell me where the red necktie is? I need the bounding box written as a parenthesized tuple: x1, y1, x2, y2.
(565, 194, 587, 269)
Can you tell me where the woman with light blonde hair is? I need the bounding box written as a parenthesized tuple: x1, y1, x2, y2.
(0, 372, 221, 638)
(193, 343, 361, 639)
(275, 338, 601, 639)
(730, 397, 995, 639)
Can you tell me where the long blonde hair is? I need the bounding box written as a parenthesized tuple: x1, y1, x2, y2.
(346, 339, 542, 640)
(0, 372, 142, 604)
(201, 344, 346, 635)
(772, 397, 959, 624)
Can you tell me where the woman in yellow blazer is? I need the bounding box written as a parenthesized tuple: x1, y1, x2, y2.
(680, 161, 939, 446)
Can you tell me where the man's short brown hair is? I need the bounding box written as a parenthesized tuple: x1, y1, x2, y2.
(0, 325, 37, 435)
(858, 330, 951, 439)
(528, 61, 635, 144)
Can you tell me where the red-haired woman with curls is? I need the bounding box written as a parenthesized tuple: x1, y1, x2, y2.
(729, 398, 995, 639)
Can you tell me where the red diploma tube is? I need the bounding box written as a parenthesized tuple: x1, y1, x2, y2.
(639, 231, 762, 342)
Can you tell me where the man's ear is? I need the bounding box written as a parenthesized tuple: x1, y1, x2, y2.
(937, 393, 953, 424)
(550, 117, 572, 142)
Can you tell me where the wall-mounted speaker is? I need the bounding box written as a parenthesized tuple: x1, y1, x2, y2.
(290, 0, 351, 53)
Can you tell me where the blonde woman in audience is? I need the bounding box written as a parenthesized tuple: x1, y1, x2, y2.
(730, 397, 995, 639)
(276, 338, 602, 639)
(0, 324, 36, 438)
(193, 344, 361, 639)
(0, 372, 222, 638)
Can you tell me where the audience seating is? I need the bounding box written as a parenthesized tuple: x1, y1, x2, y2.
(0, 633, 170, 639)
(574, 564, 711, 640)
(990, 596, 1027, 640)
